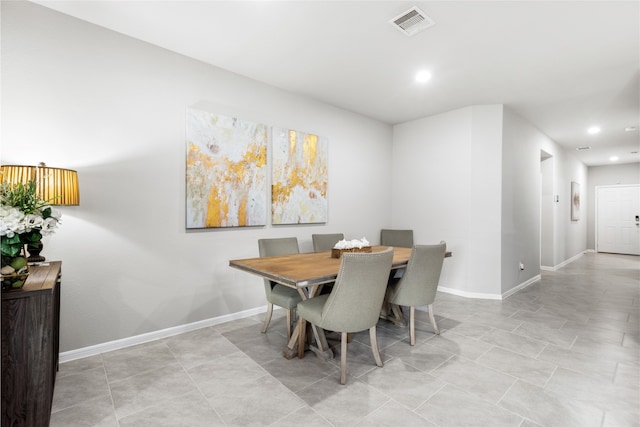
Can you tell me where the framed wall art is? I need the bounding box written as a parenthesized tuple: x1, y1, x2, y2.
(186, 108, 267, 228)
(571, 181, 580, 221)
(271, 127, 328, 225)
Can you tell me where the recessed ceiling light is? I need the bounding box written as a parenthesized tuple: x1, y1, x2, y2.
(416, 70, 432, 83)
(625, 126, 638, 132)
(610, 156, 619, 161)
(587, 126, 601, 135)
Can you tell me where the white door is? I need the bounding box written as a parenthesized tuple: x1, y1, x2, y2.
(596, 185, 640, 255)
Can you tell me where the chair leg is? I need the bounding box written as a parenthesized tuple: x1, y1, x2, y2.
(297, 317, 306, 358)
(428, 303, 440, 335)
(261, 303, 274, 334)
(409, 306, 416, 346)
(369, 326, 383, 367)
(340, 332, 348, 385)
(286, 309, 292, 340)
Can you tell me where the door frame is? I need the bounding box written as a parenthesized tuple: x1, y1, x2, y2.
(540, 151, 554, 269)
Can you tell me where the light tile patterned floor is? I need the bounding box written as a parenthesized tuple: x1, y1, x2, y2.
(50, 252, 639, 426)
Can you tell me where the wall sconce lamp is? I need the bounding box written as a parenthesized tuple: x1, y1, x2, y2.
(1, 162, 79, 262)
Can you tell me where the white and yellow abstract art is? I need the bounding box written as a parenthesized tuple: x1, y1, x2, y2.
(271, 127, 328, 224)
(186, 108, 267, 228)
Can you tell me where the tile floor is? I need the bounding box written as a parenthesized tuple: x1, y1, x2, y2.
(50, 252, 639, 426)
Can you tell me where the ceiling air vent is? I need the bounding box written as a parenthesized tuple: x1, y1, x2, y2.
(576, 146, 592, 151)
(390, 7, 435, 37)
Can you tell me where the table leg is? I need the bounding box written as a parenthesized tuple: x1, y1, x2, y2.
(283, 322, 301, 359)
(389, 304, 407, 327)
(309, 324, 333, 360)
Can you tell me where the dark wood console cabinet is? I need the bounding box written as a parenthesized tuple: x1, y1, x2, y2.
(2, 261, 62, 426)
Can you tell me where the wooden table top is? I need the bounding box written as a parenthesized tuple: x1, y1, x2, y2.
(229, 246, 413, 288)
(2, 261, 62, 300)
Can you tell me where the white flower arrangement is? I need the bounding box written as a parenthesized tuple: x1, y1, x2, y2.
(333, 237, 370, 250)
(0, 205, 61, 239)
(0, 180, 62, 258)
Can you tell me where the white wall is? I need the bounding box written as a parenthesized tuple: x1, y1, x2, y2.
(587, 163, 640, 249)
(1, 1, 393, 352)
(502, 108, 588, 281)
(2, 1, 597, 353)
(469, 105, 504, 296)
(560, 149, 589, 263)
(393, 106, 589, 299)
(392, 105, 503, 298)
(502, 109, 546, 291)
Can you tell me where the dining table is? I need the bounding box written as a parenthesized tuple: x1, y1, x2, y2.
(229, 245, 450, 359)
(229, 245, 412, 359)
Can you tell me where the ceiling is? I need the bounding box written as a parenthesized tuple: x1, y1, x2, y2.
(32, 1, 640, 166)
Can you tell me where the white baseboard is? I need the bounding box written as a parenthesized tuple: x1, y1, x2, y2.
(59, 306, 267, 363)
(59, 258, 574, 363)
(438, 286, 502, 300)
(439, 274, 541, 301)
(540, 251, 586, 271)
(502, 274, 541, 299)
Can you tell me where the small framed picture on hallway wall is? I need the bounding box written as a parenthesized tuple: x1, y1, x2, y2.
(571, 181, 580, 221)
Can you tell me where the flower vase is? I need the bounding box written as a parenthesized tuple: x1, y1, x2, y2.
(27, 241, 46, 263)
(1, 247, 30, 290)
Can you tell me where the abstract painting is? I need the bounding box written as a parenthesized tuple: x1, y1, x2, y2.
(571, 181, 580, 221)
(186, 108, 267, 228)
(271, 127, 328, 224)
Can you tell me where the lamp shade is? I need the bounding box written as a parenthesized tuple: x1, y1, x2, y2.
(1, 163, 79, 206)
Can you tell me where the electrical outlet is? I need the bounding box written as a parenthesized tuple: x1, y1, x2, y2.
(519, 262, 525, 270)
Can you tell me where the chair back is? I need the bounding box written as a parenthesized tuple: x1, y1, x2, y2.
(319, 248, 393, 333)
(258, 237, 300, 257)
(390, 242, 446, 307)
(258, 238, 300, 294)
(380, 229, 414, 248)
(312, 233, 345, 252)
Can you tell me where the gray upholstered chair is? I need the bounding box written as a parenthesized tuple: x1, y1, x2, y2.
(385, 242, 446, 345)
(258, 238, 302, 340)
(380, 229, 414, 248)
(381, 229, 414, 282)
(311, 233, 344, 252)
(296, 248, 394, 384)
